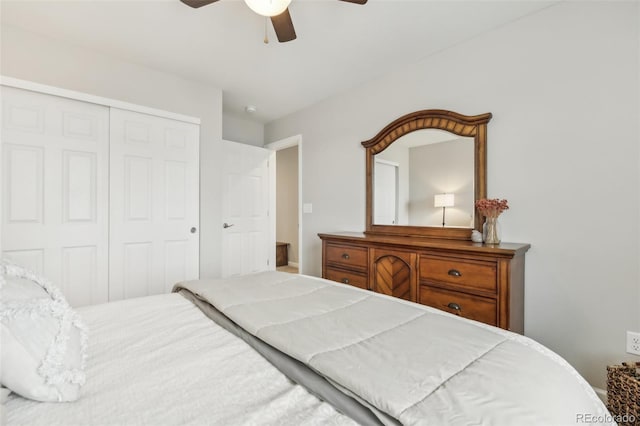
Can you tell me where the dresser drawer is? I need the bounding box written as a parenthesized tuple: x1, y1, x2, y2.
(326, 244, 368, 269)
(419, 256, 497, 293)
(325, 267, 368, 290)
(419, 285, 497, 326)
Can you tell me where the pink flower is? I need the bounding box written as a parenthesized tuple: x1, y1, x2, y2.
(475, 198, 509, 218)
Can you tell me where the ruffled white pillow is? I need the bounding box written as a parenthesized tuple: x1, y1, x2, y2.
(0, 260, 88, 402)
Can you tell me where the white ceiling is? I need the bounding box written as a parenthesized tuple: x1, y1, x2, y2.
(0, 0, 555, 123)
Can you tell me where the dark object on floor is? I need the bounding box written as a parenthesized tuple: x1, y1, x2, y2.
(276, 242, 289, 267)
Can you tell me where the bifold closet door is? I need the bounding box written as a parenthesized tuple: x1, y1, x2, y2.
(109, 108, 199, 300)
(1, 86, 109, 306)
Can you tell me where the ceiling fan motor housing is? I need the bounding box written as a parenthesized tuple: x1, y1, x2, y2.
(179, 0, 368, 43)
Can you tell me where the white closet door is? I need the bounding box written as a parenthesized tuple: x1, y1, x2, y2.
(109, 108, 199, 300)
(1, 86, 109, 306)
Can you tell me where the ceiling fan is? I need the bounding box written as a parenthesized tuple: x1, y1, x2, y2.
(180, 0, 367, 43)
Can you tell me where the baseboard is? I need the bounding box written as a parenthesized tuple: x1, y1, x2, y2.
(593, 386, 607, 404)
(288, 262, 299, 268)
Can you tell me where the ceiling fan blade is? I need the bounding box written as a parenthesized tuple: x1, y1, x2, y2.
(180, 0, 220, 9)
(271, 8, 297, 43)
(338, 0, 368, 4)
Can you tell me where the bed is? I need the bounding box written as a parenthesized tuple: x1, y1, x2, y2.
(2, 269, 612, 425)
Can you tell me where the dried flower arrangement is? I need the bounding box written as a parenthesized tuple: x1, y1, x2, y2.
(475, 198, 509, 219)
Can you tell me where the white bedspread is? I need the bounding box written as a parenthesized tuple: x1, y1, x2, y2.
(5, 293, 355, 426)
(177, 271, 613, 426)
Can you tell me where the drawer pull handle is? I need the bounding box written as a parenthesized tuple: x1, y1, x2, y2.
(447, 302, 461, 311)
(342, 253, 350, 260)
(447, 269, 462, 277)
(341, 278, 350, 284)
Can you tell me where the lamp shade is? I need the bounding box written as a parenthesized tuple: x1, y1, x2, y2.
(244, 0, 291, 17)
(434, 193, 455, 208)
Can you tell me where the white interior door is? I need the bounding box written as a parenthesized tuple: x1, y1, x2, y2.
(374, 160, 398, 225)
(221, 141, 273, 278)
(1, 86, 109, 306)
(109, 108, 199, 300)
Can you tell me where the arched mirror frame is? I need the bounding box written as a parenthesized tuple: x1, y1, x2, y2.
(362, 109, 493, 240)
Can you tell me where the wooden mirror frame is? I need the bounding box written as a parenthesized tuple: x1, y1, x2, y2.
(362, 109, 493, 240)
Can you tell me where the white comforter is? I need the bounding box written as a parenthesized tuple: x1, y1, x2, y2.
(178, 271, 612, 426)
(5, 293, 355, 426)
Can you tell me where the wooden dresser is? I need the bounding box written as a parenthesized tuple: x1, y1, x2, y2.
(319, 232, 530, 333)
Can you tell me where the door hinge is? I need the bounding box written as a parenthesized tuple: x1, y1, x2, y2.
(267, 259, 270, 266)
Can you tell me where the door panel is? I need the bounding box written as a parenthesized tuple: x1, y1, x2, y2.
(1, 86, 109, 306)
(61, 246, 98, 308)
(370, 249, 417, 302)
(63, 151, 97, 222)
(1, 249, 45, 275)
(123, 155, 152, 220)
(373, 255, 411, 300)
(122, 242, 153, 299)
(165, 161, 187, 219)
(5, 144, 44, 223)
(109, 108, 199, 301)
(374, 160, 398, 225)
(221, 141, 273, 277)
(164, 240, 187, 292)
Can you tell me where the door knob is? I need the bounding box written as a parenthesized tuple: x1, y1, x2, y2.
(190, 227, 197, 234)
(223, 223, 234, 229)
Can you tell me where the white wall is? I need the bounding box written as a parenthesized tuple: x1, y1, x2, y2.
(409, 139, 474, 227)
(1, 25, 225, 278)
(266, 1, 640, 389)
(223, 113, 264, 147)
(276, 146, 299, 264)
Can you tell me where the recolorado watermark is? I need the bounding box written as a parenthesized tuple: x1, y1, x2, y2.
(576, 413, 635, 423)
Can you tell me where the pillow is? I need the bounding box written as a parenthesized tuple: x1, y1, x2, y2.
(0, 260, 88, 402)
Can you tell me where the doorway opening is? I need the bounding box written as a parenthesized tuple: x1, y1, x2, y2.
(265, 135, 302, 274)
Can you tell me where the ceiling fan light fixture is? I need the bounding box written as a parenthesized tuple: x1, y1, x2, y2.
(244, 0, 291, 17)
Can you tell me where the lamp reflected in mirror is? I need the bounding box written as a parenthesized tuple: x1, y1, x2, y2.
(434, 193, 455, 227)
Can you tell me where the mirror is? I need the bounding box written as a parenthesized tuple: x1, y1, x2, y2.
(373, 129, 474, 227)
(363, 109, 492, 240)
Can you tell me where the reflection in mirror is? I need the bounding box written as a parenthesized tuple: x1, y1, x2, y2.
(364, 109, 491, 239)
(373, 129, 474, 228)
